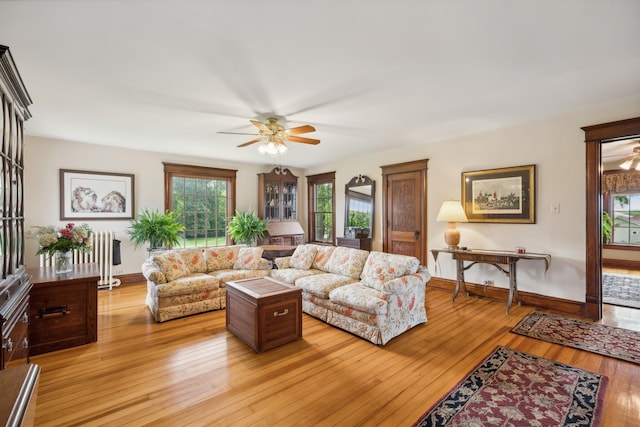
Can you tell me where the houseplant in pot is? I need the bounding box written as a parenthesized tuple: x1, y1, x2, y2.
(227, 210, 267, 245)
(127, 209, 185, 253)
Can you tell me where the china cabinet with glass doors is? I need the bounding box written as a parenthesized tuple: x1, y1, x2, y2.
(258, 167, 298, 222)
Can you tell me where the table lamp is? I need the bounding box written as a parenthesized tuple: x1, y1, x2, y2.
(436, 200, 468, 248)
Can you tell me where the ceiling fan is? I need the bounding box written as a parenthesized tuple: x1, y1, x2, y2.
(602, 139, 640, 169)
(218, 117, 320, 149)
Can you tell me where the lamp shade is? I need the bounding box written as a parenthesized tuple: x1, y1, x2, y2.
(436, 201, 468, 223)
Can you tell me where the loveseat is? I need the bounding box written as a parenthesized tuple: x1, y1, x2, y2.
(142, 245, 271, 322)
(271, 244, 430, 345)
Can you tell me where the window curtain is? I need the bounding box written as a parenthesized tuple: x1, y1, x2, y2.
(603, 170, 640, 193)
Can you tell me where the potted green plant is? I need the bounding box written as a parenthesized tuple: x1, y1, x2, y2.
(602, 211, 613, 244)
(127, 209, 185, 252)
(227, 210, 267, 245)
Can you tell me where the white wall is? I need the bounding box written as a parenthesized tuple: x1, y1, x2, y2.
(307, 96, 640, 302)
(23, 137, 303, 276)
(24, 95, 640, 303)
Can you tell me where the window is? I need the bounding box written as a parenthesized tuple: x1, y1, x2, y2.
(164, 163, 237, 248)
(307, 172, 335, 244)
(610, 193, 640, 245)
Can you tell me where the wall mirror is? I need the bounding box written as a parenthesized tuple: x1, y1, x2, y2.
(344, 175, 375, 239)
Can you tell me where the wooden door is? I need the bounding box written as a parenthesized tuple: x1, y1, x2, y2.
(381, 160, 428, 263)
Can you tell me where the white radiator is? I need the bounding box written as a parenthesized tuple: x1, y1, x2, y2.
(39, 231, 121, 290)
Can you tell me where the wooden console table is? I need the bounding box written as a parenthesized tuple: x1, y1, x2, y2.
(431, 248, 551, 314)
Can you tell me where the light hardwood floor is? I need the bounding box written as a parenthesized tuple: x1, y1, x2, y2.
(29, 282, 640, 426)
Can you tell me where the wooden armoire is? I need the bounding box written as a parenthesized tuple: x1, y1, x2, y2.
(0, 45, 33, 370)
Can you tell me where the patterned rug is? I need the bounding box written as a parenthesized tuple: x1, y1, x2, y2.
(511, 311, 640, 364)
(603, 272, 640, 309)
(413, 346, 607, 427)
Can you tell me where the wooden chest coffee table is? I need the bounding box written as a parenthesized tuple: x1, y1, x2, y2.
(225, 276, 302, 353)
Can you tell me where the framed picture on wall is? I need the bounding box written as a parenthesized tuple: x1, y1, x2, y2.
(60, 169, 135, 220)
(461, 164, 535, 223)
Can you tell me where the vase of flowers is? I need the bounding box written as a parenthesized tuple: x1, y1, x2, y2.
(54, 250, 73, 274)
(30, 223, 93, 274)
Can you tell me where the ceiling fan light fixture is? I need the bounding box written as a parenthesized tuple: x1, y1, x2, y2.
(620, 157, 634, 170)
(258, 138, 288, 158)
(222, 117, 319, 154)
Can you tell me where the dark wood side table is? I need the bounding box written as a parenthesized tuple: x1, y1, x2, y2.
(26, 264, 99, 356)
(259, 245, 297, 261)
(431, 248, 551, 314)
(336, 237, 372, 251)
(225, 277, 302, 353)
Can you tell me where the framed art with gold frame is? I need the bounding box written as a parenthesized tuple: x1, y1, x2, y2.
(461, 164, 535, 223)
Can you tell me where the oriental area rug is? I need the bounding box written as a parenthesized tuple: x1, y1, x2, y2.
(413, 346, 607, 427)
(511, 311, 640, 364)
(602, 272, 640, 309)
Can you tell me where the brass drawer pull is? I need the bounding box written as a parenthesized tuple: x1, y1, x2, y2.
(273, 309, 289, 317)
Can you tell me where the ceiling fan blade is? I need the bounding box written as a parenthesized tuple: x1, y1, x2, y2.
(250, 120, 270, 132)
(237, 138, 263, 147)
(287, 125, 316, 135)
(217, 132, 260, 136)
(289, 136, 320, 145)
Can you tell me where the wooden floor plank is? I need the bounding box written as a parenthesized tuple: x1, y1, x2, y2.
(28, 283, 640, 426)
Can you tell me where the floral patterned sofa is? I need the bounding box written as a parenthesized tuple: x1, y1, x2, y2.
(271, 244, 431, 345)
(142, 246, 271, 322)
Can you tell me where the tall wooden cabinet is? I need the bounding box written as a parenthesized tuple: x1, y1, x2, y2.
(258, 167, 298, 222)
(0, 45, 33, 370)
(258, 167, 304, 245)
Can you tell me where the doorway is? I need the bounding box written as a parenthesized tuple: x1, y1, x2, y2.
(583, 116, 640, 319)
(601, 138, 640, 309)
(381, 159, 428, 264)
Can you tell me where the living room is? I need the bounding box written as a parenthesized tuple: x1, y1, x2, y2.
(2, 1, 640, 425)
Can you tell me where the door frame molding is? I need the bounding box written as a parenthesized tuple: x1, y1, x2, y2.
(381, 159, 429, 263)
(582, 116, 640, 319)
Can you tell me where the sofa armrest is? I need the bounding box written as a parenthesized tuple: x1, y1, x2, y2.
(379, 267, 430, 295)
(274, 256, 292, 269)
(142, 259, 167, 284)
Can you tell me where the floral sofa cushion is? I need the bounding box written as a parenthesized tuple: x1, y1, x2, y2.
(311, 245, 336, 270)
(154, 273, 222, 298)
(328, 283, 389, 315)
(211, 269, 270, 284)
(295, 273, 358, 299)
(205, 246, 241, 271)
(270, 267, 323, 284)
(289, 245, 317, 269)
(178, 248, 207, 273)
(233, 247, 265, 269)
(360, 251, 420, 292)
(153, 250, 191, 282)
(323, 246, 369, 279)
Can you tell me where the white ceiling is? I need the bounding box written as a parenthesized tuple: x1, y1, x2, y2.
(1, 1, 639, 168)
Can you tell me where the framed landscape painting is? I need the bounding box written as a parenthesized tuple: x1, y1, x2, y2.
(461, 164, 535, 223)
(60, 169, 135, 220)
